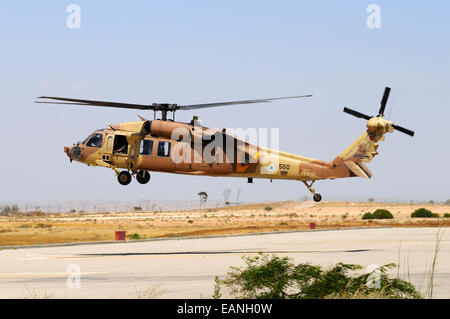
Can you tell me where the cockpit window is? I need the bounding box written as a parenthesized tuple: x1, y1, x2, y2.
(82, 135, 92, 145)
(86, 133, 103, 148)
(82, 129, 104, 145)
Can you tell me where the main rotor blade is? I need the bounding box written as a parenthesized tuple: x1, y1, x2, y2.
(37, 95, 312, 112)
(179, 95, 312, 110)
(378, 87, 391, 116)
(36, 96, 152, 110)
(35, 101, 109, 106)
(343, 107, 372, 120)
(392, 124, 415, 137)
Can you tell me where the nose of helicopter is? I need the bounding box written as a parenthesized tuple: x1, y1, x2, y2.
(64, 145, 82, 162)
(64, 146, 72, 162)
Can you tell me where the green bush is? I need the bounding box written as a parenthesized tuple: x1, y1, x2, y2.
(264, 207, 273, 211)
(362, 209, 393, 220)
(372, 209, 394, 219)
(362, 212, 374, 220)
(411, 208, 433, 218)
(444, 213, 450, 218)
(1, 205, 19, 213)
(129, 233, 140, 240)
(213, 253, 421, 299)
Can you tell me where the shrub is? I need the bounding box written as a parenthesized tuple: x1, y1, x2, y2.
(431, 213, 440, 218)
(133, 206, 142, 211)
(362, 212, 374, 220)
(1, 205, 19, 213)
(264, 207, 273, 211)
(213, 253, 421, 299)
(129, 233, 140, 240)
(444, 213, 450, 218)
(188, 219, 194, 224)
(411, 208, 433, 218)
(362, 210, 393, 220)
(372, 209, 394, 219)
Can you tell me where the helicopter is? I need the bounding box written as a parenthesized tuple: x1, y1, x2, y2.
(36, 87, 414, 202)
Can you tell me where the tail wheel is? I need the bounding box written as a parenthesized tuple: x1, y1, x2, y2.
(313, 193, 322, 202)
(117, 171, 132, 186)
(136, 171, 151, 184)
(301, 181, 323, 202)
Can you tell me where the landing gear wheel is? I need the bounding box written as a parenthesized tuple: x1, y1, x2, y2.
(117, 171, 132, 185)
(313, 193, 322, 202)
(301, 180, 323, 202)
(136, 171, 150, 184)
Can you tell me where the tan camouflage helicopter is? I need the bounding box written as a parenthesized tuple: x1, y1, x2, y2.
(36, 87, 414, 202)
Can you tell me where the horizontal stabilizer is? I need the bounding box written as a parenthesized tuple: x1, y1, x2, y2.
(344, 161, 373, 179)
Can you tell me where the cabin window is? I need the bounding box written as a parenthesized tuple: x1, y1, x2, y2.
(86, 133, 103, 148)
(157, 141, 171, 157)
(140, 140, 154, 156)
(113, 135, 128, 154)
(106, 136, 113, 153)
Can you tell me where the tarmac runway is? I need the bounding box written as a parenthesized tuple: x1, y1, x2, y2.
(0, 227, 449, 298)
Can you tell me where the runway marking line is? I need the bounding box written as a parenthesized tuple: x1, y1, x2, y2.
(0, 272, 103, 278)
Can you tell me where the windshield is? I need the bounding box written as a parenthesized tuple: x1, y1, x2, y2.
(86, 133, 103, 148)
(82, 134, 92, 145)
(82, 129, 105, 145)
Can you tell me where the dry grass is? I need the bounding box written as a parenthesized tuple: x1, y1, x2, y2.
(135, 284, 166, 299)
(17, 288, 54, 299)
(0, 201, 448, 246)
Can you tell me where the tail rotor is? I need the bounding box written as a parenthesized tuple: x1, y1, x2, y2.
(342, 87, 414, 137)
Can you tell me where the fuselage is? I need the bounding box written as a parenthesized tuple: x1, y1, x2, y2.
(65, 119, 346, 182)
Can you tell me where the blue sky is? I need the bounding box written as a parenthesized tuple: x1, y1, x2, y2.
(0, 1, 449, 203)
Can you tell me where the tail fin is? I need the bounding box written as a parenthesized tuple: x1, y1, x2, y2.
(332, 117, 394, 179)
(339, 130, 382, 163)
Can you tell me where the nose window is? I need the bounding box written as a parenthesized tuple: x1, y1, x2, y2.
(86, 133, 103, 148)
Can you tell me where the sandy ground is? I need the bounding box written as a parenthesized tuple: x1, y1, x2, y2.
(0, 201, 449, 246)
(0, 227, 448, 299)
